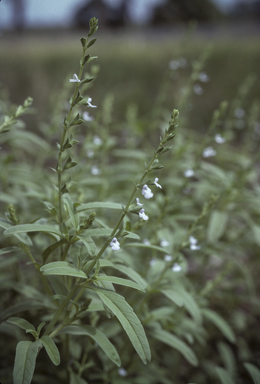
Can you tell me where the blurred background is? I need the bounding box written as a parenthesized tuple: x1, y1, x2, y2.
(0, 0, 260, 129)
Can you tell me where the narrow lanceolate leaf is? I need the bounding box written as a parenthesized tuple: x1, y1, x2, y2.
(4, 224, 62, 236)
(13, 340, 42, 384)
(0, 301, 47, 323)
(207, 210, 229, 243)
(162, 287, 202, 323)
(7, 317, 36, 332)
(124, 242, 170, 254)
(0, 218, 32, 246)
(202, 309, 236, 343)
(97, 275, 145, 292)
(244, 363, 260, 384)
(215, 367, 236, 384)
(57, 324, 121, 367)
(78, 235, 96, 257)
(99, 260, 147, 290)
(40, 335, 60, 366)
(40, 261, 87, 279)
(63, 193, 79, 230)
(152, 329, 198, 366)
(78, 202, 124, 212)
(94, 289, 151, 364)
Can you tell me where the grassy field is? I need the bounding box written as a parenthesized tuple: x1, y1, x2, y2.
(1, 24, 260, 129)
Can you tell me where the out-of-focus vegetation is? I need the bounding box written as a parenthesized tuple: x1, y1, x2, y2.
(1, 24, 260, 384)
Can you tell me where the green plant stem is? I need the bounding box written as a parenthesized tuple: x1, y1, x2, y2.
(84, 152, 159, 275)
(57, 39, 89, 259)
(44, 283, 79, 336)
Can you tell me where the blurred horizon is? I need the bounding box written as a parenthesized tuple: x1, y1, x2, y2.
(0, 0, 257, 31)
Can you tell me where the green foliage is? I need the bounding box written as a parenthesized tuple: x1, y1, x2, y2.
(1, 18, 260, 384)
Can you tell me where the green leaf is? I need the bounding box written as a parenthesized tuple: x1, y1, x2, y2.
(40, 261, 87, 279)
(244, 363, 260, 384)
(161, 288, 184, 307)
(97, 275, 145, 292)
(7, 317, 35, 332)
(42, 238, 67, 263)
(78, 202, 124, 212)
(94, 289, 151, 364)
(87, 37, 97, 48)
(0, 300, 47, 323)
(124, 242, 170, 254)
(13, 340, 42, 384)
(4, 224, 62, 236)
(78, 235, 96, 256)
(99, 260, 147, 289)
(215, 367, 236, 384)
(57, 324, 121, 367)
(152, 328, 198, 366)
(0, 218, 32, 246)
(40, 335, 60, 366)
(251, 223, 260, 247)
(207, 210, 229, 243)
(202, 309, 236, 343)
(63, 193, 79, 230)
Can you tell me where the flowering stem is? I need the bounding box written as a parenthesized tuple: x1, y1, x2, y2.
(85, 111, 179, 275)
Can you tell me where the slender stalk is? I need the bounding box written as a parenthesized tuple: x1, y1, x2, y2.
(44, 283, 79, 336)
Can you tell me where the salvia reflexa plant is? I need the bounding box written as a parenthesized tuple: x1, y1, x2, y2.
(1, 17, 260, 384)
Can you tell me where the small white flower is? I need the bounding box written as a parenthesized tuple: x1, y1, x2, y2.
(193, 84, 203, 95)
(203, 147, 216, 158)
(118, 368, 128, 377)
(93, 135, 102, 145)
(172, 263, 182, 272)
(160, 239, 169, 247)
(169, 60, 179, 70)
(87, 149, 94, 158)
(136, 198, 143, 206)
(69, 74, 80, 83)
(139, 208, 148, 221)
(189, 236, 201, 250)
(199, 71, 210, 82)
(110, 237, 120, 251)
(149, 258, 156, 266)
(83, 111, 93, 121)
(91, 165, 101, 175)
(142, 185, 153, 199)
(143, 239, 150, 245)
(87, 97, 97, 108)
(154, 178, 162, 189)
(164, 254, 172, 262)
(214, 134, 226, 144)
(234, 108, 245, 119)
(184, 168, 195, 178)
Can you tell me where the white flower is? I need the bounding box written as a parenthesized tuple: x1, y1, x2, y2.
(172, 263, 182, 272)
(234, 108, 245, 119)
(110, 237, 120, 251)
(83, 111, 93, 121)
(69, 74, 80, 83)
(93, 135, 102, 145)
(189, 236, 201, 250)
(193, 84, 203, 95)
(91, 165, 101, 175)
(154, 177, 162, 189)
(87, 97, 97, 108)
(184, 168, 195, 178)
(203, 146, 216, 158)
(87, 149, 94, 158)
(164, 254, 172, 262)
(160, 239, 169, 247)
(136, 198, 143, 206)
(142, 185, 153, 199)
(149, 258, 156, 266)
(139, 208, 148, 221)
(143, 239, 150, 245)
(199, 71, 210, 82)
(118, 368, 128, 377)
(169, 60, 179, 70)
(215, 134, 226, 144)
